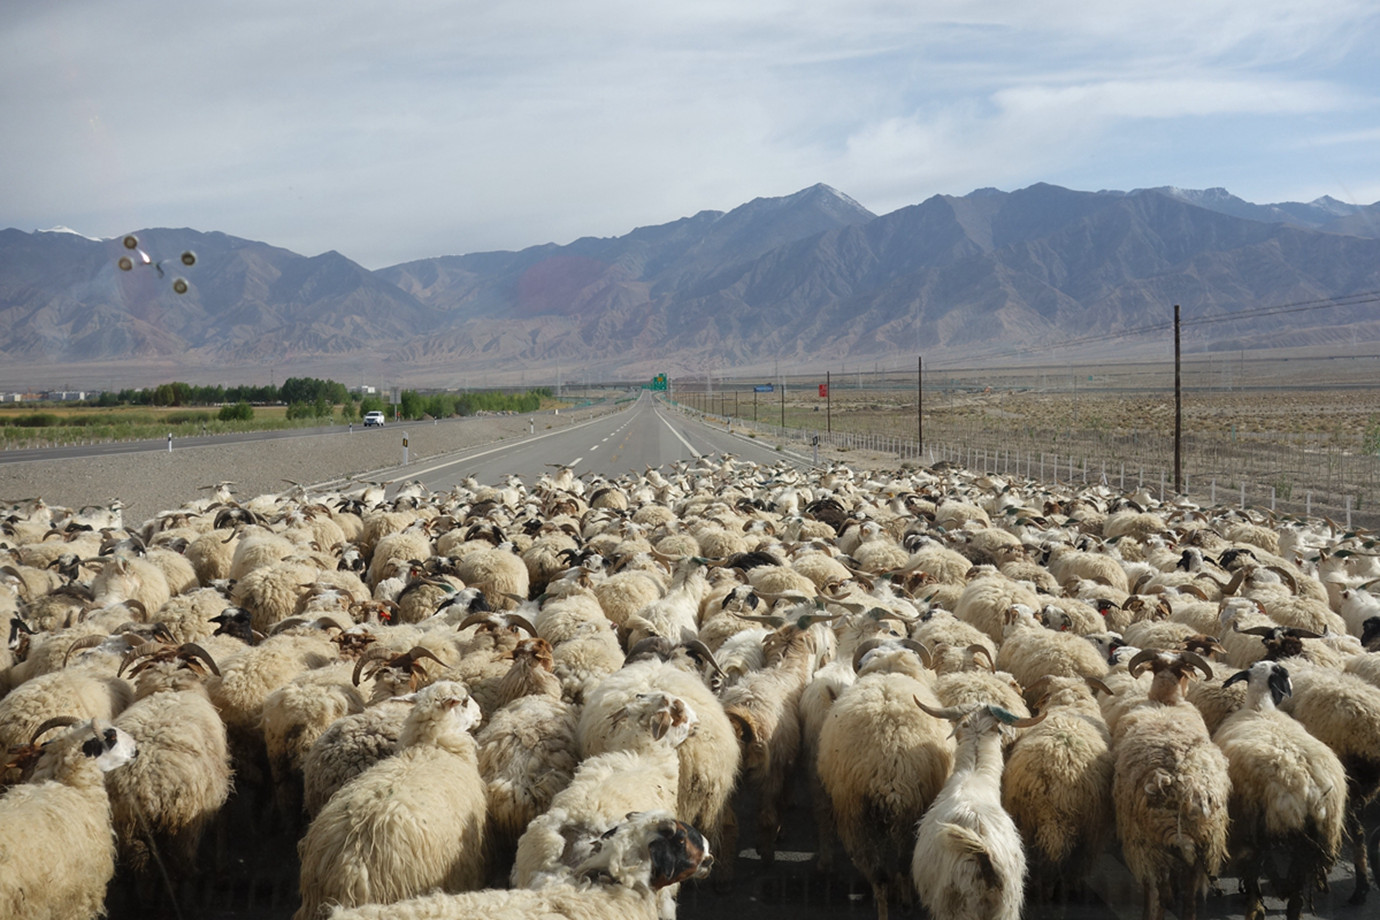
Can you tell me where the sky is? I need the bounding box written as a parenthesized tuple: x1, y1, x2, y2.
(2, 2, 1378, 270)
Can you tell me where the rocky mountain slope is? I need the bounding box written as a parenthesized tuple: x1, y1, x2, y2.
(3, 182, 1378, 383)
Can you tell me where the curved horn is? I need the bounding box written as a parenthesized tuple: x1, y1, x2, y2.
(457, 612, 497, 632)
(999, 707, 1049, 729)
(900, 639, 933, 669)
(1084, 677, 1114, 697)
(352, 644, 396, 686)
(117, 640, 168, 677)
(1179, 650, 1214, 680)
(966, 643, 995, 672)
(178, 643, 220, 676)
(404, 646, 449, 670)
(61, 634, 106, 669)
(1265, 565, 1299, 594)
(30, 715, 83, 745)
(913, 695, 971, 722)
(505, 614, 538, 637)
(682, 638, 725, 677)
(851, 637, 886, 673)
(1127, 648, 1163, 677)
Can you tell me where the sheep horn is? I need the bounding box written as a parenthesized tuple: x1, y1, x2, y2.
(996, 707, 1049, 729)
(1233, 624, 1278, 638)
(682, 638, 725, 677)
(1127, 648, 1163, 677)
(1265, 565, 1299, 594)
(30, 715, 82, 745)
(1223, 568, 1249, 597)
(506, 614, 538, 637)
(457, 612, 496, 632)
(1284, 627, 1323, 640)
(117, 640, 169, 677)
(913, 695, 972, 722)
(405, 646, 449, 670)
(1180, 650, 1214, 680)
(352, 645, 396, 686)
(851, 638, 886, 673)
(898, 639, 932, 668)
(732, 612, 787, 626)
(966, 644, 995, 671)
(178, 643, 220, 676)
(61, 634, 107, 669)
(1084, 677, 1114, 697)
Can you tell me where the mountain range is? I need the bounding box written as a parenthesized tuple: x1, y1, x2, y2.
(3, 182, 1379, 386)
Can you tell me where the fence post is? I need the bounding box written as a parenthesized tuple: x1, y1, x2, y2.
(1306, 492, 1312, 516)
(1211, 479, 1216, 504)
(1160, 471, 1165, 502)
(1271, 486, 1276, 512)
(1347, 495, 1353, 530)
(1240, 482, 1245, 510)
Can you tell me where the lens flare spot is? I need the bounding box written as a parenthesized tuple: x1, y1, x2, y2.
(118, 256, 134, 271)
(123, 235, 139, 250)
(172, 278, 189, 295)
(181, 251, 197, 266)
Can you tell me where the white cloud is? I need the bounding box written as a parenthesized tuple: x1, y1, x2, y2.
(1, 1, 1377, 265)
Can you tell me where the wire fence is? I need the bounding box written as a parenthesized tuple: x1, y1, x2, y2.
(666, 356, 1380, 528)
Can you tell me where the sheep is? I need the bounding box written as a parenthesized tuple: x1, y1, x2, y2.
(475, 676, 580, 877)
(0, 666, 133, 757)
(1276, 660, 1380, 903)
(953, 572, 1042, 645)
(1213, 661, 1347, 920)
(261, 662, 366, 828)
(995, 603, 1108, 687)
(1112, 649, 1231, 920)
(577, 648, 741, 870)
(0, 717, 139, 920)
(1002, 675, 1115, 900)
(816, 640, 953, 920)
(911, 701, 1044, 920)
(323, 811, 711, 920)
(104, 642, 232, 906)
(294, 680, 488, 920)
(454, 545, 530, 610)
(717, 621, 817, 868)
(797, 656, 856, 874)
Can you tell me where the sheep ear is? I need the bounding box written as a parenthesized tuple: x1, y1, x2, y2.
(726, 710, 756, 747)
(1267, 666, 1292, 705)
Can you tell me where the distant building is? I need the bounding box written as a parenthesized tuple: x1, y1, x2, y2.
(351, 385, 377, 395)
(45, 391, 87, 401)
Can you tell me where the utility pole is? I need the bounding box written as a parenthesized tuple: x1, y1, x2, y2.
(1174, 304, 1183, 494)
(918, 355, 923, 453)
(826, 371, 831, 434)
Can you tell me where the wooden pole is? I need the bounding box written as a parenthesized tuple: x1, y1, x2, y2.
(918, 355, 923, 453)
(1174, 304, 1183, 494)
(780, 379, 785, 430)
(827, 371, 831, 434)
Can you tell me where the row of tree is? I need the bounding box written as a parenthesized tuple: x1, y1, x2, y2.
(94, 378, 552, 422)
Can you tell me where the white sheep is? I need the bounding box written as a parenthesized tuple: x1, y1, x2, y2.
(816, 640, 952, 920)
(294, 680, 488, 920)
(324, 811, 711, 920)
(1214, 661, 1347, 920)
(1112, 649, 1231, 920)
(1002, 675, 1115, 899)
(911, 701, 1042, 920)
(105, 643, 232, 903)
(0, 717, 139, 920)
(577, 651, 741, 872)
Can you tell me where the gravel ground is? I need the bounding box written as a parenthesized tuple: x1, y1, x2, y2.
(0, 407, 615, 529)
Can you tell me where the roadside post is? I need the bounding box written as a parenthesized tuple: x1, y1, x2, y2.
(402, 432, 409, 466)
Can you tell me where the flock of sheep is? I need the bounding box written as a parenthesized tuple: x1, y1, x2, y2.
(3, 454, 1380, 920)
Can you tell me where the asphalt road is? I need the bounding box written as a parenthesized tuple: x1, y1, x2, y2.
(398, 391, 807, 492)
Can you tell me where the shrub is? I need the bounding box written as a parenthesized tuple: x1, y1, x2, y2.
(219, 402, 254, 421)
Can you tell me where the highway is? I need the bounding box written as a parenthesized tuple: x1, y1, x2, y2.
(398, 392, 807, 491)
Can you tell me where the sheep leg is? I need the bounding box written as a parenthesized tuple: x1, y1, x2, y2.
(871, 878, 890, 920)
(1370, 824, 1380, 894)
(808, 766, 839, 874)
(1347, 805, 1371, 905)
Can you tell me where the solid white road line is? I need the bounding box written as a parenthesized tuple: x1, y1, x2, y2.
(656, 409, 701, 457)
